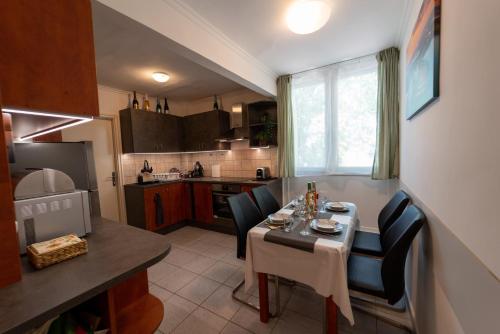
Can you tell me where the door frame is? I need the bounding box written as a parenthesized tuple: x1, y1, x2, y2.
(93, 114, 127, 224)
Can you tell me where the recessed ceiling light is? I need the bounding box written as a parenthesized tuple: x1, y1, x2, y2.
(152, 72, 170, 83)
(286, 0, 332, 35)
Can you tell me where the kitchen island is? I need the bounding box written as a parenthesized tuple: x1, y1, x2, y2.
(0, 217, 171, 334)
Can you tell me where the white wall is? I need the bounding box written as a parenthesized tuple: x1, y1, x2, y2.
(400, 0, 500, 332)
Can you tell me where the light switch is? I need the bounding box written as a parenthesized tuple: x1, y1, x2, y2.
(50, 201, 60, 212)
(21, 205, 33, 218)
(36, 203, 48, 214)
(62, 198, 72, 210)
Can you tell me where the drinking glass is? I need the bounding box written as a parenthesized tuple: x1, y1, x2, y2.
(319, 196, 328, 212)
(284, 217, 293, 233)
(299, 217, 311, 236)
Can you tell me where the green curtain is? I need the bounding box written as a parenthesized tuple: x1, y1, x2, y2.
(372, 47, 400, 180)
(277, 75, 295, 177)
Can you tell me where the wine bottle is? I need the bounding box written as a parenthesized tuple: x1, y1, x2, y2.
(213, 95, 219, 110)
(155, 97, 162, 113)
(143, 93, 150, 111)
(132, 91, 139, 110)
(164, 97, 170, 114)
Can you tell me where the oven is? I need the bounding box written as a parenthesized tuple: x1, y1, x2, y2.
(212, 183, 241, 219)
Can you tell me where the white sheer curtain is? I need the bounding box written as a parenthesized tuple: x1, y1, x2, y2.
(292, 55, 378, 176)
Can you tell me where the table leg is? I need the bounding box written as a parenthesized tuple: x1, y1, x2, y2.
(326, 296, 338, 334)
(258, 273, 269, 323)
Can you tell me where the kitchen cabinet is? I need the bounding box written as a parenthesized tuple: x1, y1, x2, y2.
(124, 182, 191, 232)
(193, 183, 214, 224)
(0, 108, 22, 288)
(182, 110, 231, 152)
(120, 108, 183, 153)
(241, 184, 258, 201)
(248, 101, 278, 148)
(0, 1, 98, 117)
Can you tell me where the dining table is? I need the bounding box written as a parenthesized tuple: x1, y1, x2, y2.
(244, 201, 359, 334)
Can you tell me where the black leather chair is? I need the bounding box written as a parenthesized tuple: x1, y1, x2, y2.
(348, 205, 425, 305)
(227, 192, 280, 314)
(351, 190, 411, 257)
(251, 185, 281, 218)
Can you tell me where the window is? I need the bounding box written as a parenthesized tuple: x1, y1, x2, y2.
(292, 55, 378, 176)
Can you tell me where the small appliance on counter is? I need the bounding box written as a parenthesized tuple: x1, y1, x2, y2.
(13, 168, 92, 254)
(256, 167, 271, 180)
(138, 160, 158, 184)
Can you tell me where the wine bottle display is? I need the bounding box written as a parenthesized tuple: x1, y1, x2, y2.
(143, 93, 150, 111)
(164, 97, 169, 114)
(213, 95, 219, 110)
(132, 91, 139, 110)
(156, 97, 162, 113)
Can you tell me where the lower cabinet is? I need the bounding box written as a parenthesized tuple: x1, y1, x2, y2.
(124, 182, 191, 232)
(193, 183, 214, 223)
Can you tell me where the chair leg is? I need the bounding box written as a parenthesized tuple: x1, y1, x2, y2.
(231, 276, 282, 317)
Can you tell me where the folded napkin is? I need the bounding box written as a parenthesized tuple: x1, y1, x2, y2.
(275, 208, 294, 216)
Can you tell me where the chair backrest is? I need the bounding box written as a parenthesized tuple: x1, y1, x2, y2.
(252, 185, 281, 218)
(378, 190, 411, 235)
(381, 205, 426, 304)
(227, 192, 264, 259)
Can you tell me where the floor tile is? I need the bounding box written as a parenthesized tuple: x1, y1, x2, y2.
(221, 322, 252, 334)
(219, 252, 245, 267)
(285, 286, 324, 321)
(156, 267, 198, 293)
(176, 275, 221, 304)
(163, 248, 199, 267)
(202, 285, 242, 320)
(272, 309, 322, 334)
(182, 255, 217, 274)
(231, 303, 278, 334)
(159, 295, 197, 334)
(224, 267, 245, 288)
(148, 262, 179, 283)
(173, 307, 228, 334)
(149, 283, 173, 302)
(204, 244, 234, 260)
(203, 261, 239, 283)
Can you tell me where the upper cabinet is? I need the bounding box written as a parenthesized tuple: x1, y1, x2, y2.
(120, 108, 230, 154)
(120, 108, 183, 153)
(0, 1, 99, 117)
(183, 110, 231, 152)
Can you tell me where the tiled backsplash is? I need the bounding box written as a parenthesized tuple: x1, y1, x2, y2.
(121, 148, 278, 184)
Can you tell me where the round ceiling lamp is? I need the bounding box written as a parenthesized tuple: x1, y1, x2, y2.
(286, 0, 332, 35)
(152, 72, 170, 83)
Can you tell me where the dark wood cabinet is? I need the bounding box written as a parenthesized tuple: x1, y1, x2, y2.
(182, 110, 231, 152)
(193, 183, 214, 224)
(124, 182, 191, 232)
(120, 108, 183, 153)
(0, 0, 98, 117)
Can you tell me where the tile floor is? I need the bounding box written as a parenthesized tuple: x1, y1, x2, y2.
(148, 226, 410, 334)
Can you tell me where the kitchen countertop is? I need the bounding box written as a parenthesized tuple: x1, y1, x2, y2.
(124, 177, 281, 188)
(0, 217, 171, 334)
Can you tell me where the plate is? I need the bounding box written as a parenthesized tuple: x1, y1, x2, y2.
(310, 219, 343, 234)
(267, 213, 288, 225)
(326, 202, 349, 212)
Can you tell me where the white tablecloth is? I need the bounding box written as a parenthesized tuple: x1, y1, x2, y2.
(244, 203, 359, 325)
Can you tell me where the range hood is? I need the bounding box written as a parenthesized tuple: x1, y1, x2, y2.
(216, 103, 249, 142)
(2, 108, 92, 141)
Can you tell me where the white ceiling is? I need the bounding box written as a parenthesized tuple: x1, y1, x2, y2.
(180, 0, 409, 74)
(92, 1, 243, 100)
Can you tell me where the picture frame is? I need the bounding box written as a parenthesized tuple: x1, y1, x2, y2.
(406, 0, 441, 119)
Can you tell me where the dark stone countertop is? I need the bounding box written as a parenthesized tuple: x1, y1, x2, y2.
(0, 217, 171, 334)
(124, 177, 281, 189)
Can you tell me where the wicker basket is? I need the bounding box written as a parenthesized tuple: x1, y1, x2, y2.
(27, 234, 88, 269)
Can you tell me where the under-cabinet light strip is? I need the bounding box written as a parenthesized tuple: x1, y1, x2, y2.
(2, 107, 92, 120)
(18, 118, 93, 141)
(125, 150, 230, 155)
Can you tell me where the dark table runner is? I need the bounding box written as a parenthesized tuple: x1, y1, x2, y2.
(261, 205, 355, 253)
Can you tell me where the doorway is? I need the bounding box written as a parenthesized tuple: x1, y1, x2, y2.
(61, 116, 122, 222)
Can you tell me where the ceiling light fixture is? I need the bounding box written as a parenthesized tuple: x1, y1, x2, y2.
(152, 72, 170, 83)
(286, 0, 332, 35)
